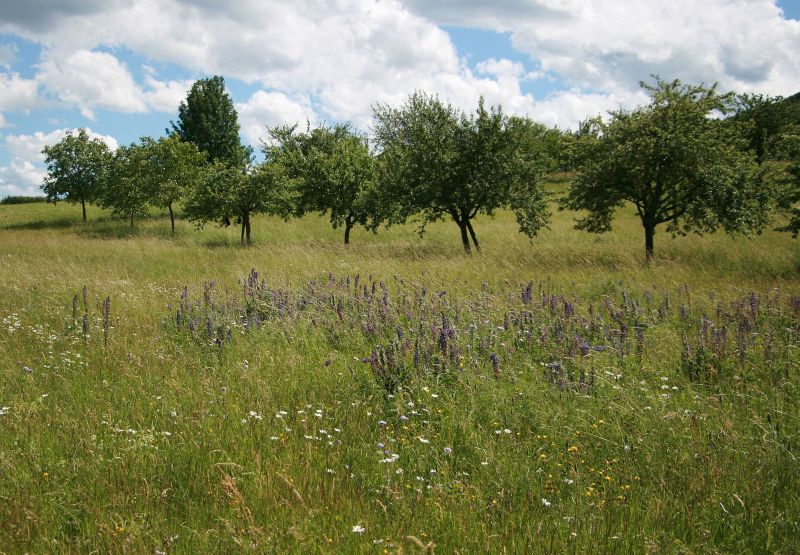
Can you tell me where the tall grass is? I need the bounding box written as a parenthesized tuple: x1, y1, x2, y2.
(0, 198, 797, 553)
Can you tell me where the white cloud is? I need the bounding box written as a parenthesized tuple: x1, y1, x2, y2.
(0, 72, 40, 112)
(141, 74, 192, 113)
(0, 158, 47, 196)
(236, 91, 316, 145)
(407, 0, 800, 98)
(36, 49, 148, 119)
(0, 127, 118, 197)
(0, 0, 797, 134)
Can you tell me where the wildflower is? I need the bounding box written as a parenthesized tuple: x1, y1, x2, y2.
(418, 437, 430, 444)
(378, 420, 387, 427)
(443, 446, 452, 455)
(352, 524, 366, 534)
(22, 366, 32, 374)
(541, 498, 551, 508)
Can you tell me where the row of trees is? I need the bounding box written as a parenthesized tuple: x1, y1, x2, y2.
(41, 76, 799, 261)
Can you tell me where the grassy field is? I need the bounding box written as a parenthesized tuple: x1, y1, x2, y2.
(1, 194, 798, 553)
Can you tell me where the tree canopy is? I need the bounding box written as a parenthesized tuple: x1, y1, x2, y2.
(169, 76, 247, 168)
(372, 92, 551, 253)
(266, 123, 380, 244)
(142, 135, 209, 233)
(100, 141, 151, 227)
(41, 128, 113, 223)
(734, 92, 800, 162)
(564, 78, 770, 261)
(183, 160, 289, 244)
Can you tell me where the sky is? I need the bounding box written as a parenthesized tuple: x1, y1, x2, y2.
(1, 0, 799, 198)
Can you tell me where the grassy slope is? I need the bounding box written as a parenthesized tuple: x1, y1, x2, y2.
(0, 197, 798, 553)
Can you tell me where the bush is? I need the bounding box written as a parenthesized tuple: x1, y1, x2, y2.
(0, 196, 48, 205)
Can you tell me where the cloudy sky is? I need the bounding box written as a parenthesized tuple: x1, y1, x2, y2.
(1, 0, 799, 197)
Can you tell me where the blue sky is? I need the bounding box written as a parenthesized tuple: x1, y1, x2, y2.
(1, 0, 799, 197)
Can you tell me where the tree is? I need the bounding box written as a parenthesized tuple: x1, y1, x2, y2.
(142, 135, 208, 233)
(183, 159, 289, 244)
(372, 92, 550, 254)
(100, 142, 151, 227)
(775, 132, 800, 237)
(41, 128, 112, 223)
(266, 123, 380, 245)
(169, 76, 246, 168)
(734, 93, 800, 162)
(564, 78, 770, 262)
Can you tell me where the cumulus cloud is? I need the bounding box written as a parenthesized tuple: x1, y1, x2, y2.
(0, 0, 797, 135)
(236, 91, 317, 145)
(0, 158, 47, 196)
(407, 0, 800, 98)
(0, 127, 118, 196)
(36, 49, 148, 119)
(0, 72, 40, 112)
(1, 0, 541, 127)
(141, 73, 192, 113)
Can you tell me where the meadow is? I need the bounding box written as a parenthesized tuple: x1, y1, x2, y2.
(0, 191, 798, 553)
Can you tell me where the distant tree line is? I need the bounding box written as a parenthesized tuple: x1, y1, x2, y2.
(0, 195, 47, 205)
(39, 75, 800, 261)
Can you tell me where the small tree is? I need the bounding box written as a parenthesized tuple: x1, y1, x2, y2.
(184, 159, 288, 244)
(267, 123, 380, 244)
(143, 135, 208, 233)
(101, 142, 151, 227)
(41, 128, 112, 223)
(372, 92, 550, 253)
(169, 76, 246, 168)
(564, 78, 770, 262)
(734, 93, 800, 162)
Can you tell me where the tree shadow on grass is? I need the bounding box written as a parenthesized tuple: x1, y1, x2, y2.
(2, 217, 78, 230)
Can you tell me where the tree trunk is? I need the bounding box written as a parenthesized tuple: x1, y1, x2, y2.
(344, 221, 352, 245)
(130, 211, 134, 228)
(245, 213, 252, 244)
(458, 220, 471, 254)
(644, 223, 655, 264)
(81, 198, 87, 223)
(466, 219, 481, 252)
(168, 203, 175, 234)
(240, 216, 245, 244)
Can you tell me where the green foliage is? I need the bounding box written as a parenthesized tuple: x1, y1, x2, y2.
(776, 146, 800, 237)
(142, 135, 209, 232)
(266, 123, 380, 244)
(41, 128, 113, 222)
(183, 161, 288, 244)
(169, 76, 247, 168)
(0, 196, 46, 205)
(734, 92, 800, 161)
(100, 142, 152, 227)
(564, 78, 771, 261)
(373, 92, 551, 253)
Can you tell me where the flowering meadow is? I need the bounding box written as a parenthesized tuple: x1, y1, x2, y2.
(1, 199, 798, 553)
